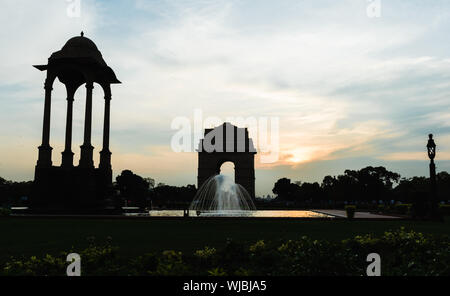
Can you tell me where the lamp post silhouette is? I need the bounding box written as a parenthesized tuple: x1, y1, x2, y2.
(426, 134, 438, 219)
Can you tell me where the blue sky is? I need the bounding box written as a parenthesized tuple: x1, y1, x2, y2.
(0, 0, 449, 196)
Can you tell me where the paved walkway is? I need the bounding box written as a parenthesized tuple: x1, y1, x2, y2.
(313, 210, 401, 219)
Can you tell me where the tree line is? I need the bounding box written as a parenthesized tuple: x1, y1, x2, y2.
(272, 166, 450, 206)
(0, 166, 449, 208)
(113, 169, 196, 209)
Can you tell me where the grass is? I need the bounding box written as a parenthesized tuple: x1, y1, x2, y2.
(1, 217, 449, 261)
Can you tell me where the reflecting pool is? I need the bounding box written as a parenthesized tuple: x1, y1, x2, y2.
(147, 210, 333, 218)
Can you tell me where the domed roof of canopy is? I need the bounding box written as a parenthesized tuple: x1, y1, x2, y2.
(63, 35, 99, 51)
(49, 32, 107, 66)
(34, 32, 121, 84)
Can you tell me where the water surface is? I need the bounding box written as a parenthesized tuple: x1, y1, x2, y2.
(148, 210, 333, 218)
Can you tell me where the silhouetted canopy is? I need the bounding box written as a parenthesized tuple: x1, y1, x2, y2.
(33, 32, 121, 85)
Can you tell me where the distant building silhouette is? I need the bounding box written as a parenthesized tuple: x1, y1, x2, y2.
(197, 123, 257, 198)
(31, 33, 120, 213)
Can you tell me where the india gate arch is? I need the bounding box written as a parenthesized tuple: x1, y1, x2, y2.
(31, 32, 120, 213)
(197, 123, 257, 199)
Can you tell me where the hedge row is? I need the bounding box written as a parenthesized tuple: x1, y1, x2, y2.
(2, 228, 449, 276)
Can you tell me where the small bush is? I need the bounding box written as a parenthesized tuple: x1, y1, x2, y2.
(345, 205, 356, 219)
(0, 207, 11, 216)
(153, 250, 188, 276)
(393, 204, 411, 215)
(2, 254, 65, 276)
(129, 253, 158, 275)
(1, 238, 121, 276)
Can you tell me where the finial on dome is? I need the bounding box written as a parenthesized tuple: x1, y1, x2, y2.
(81, 31, 84, 37)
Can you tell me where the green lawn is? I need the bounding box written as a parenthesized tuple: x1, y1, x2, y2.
(1, 217, 449, 261)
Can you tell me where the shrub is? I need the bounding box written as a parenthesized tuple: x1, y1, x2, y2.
(129, 253, 159, 276)
(194, 246, 217, 259)
(77, 244, 121, 275)
(345, 205, 356, 219)
(1, 238, 121, 276)
(275, 236, 360, 275)
(2, 229, 449, 276)
(0, 207, 11, 216)
(393, 204, 411, 215)
(2, 254, 65, 276)
(153, 250, 188, 276)
(186, 246, 218, 275)
(343, 227, 450, 276)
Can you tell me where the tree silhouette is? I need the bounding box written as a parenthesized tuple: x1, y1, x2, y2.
(437, 171, 450, 202)
(0, 177, 32, 207)
(115, 170, 150, 208)
(272, 178, 299, 201)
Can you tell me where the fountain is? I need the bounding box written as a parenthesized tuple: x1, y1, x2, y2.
(149, 174, 332, 219)
(189, 175, 256, 216)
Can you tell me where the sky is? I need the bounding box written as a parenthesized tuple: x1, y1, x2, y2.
(0, 0, 449, 196)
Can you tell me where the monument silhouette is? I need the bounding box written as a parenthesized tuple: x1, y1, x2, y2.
(31, 32, 120, 213)
(197, 122, 257, 199)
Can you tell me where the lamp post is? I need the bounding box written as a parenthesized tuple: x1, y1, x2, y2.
(426, 134, 438, 219)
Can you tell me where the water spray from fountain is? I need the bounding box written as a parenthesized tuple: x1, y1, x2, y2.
(190, 175, 256, 216)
